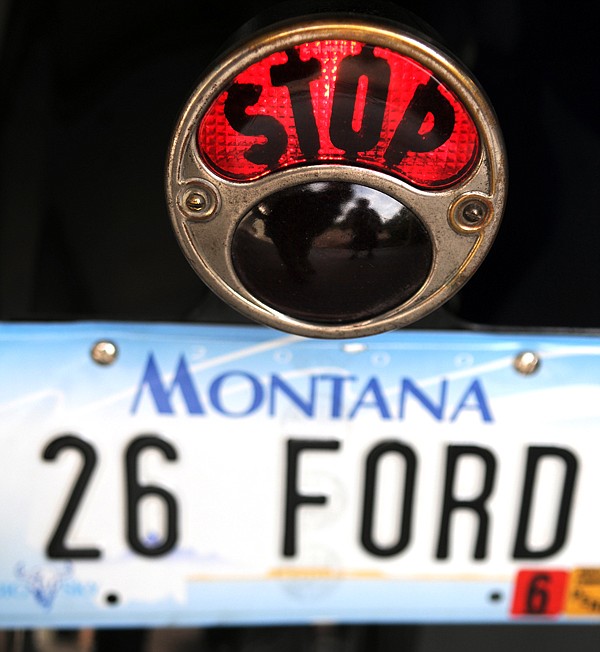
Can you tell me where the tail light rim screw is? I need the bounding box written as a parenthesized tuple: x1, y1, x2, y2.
(180, 182, 220, 220)
(449, 193, 494, 233)
(461, 199, 489, 225)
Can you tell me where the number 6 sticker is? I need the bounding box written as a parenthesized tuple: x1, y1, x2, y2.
(511, 569, 570, 617)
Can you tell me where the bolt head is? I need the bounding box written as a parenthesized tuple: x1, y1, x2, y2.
(91, 341, 118, 365)
(462, 200, 488, 224)
(514, 351, 540, 375)
(180, 183, 219, 219)
(185, 191, 207, 211)
(449, 194, 493, 233)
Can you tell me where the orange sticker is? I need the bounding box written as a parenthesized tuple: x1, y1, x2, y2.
(565, 568, 600, 616)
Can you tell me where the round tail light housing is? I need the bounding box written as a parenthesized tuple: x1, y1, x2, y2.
(166, 11, 507, 338)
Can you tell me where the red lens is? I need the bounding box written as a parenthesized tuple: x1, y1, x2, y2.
(198, 40, 479, 189)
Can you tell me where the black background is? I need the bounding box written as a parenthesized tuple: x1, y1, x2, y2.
(1, 0, 600, 649)
(2, 0, 600, 329)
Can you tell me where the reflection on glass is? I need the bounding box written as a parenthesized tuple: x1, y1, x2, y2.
(232, 182, 433, 324)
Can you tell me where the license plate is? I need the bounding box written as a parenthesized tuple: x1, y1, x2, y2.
(1, 322, 600, 628)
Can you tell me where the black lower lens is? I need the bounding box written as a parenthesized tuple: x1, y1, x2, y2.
(231, 182, 432, 324)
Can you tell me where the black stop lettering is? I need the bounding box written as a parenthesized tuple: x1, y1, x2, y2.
(329, 47, 391, 158)
(384, 76, 455, 167)
(223, 82, 288, 168)
(270, 48, 322, 159)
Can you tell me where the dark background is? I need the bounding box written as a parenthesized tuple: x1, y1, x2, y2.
(2, 0, 600, 329)
(1, 0, 600, 649)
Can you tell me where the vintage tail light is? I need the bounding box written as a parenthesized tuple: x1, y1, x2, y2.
(166, 9, 507, 338)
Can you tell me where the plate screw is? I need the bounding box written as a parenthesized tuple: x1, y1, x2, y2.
(514, 351, 540, 375)
(91, 340, 118, 365)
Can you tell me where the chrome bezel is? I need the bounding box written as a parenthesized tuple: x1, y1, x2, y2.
(166, 17, 507, 339)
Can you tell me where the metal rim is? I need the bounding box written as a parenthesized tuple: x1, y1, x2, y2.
(166, 16, 507, 339)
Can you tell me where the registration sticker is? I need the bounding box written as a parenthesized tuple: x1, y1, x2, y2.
(1, 322, 600, 628)
(511, 570, 570, 616)
(565, 569, 600, 616)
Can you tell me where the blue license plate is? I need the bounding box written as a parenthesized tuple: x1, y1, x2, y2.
(1, 322, 599, 627)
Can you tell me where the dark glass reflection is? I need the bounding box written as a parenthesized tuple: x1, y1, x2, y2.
(231, 182, 433, 324)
